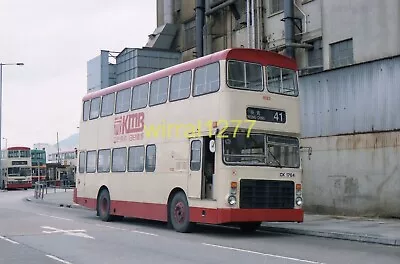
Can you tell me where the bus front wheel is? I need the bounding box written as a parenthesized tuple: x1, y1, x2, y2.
(97, 189, 113, 222)
(169, 192, 194, 233)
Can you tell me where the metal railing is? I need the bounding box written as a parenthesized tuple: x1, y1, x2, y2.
(33, 179, 75, 199)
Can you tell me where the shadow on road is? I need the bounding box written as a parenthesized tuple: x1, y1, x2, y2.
(79, 214, 289, 238)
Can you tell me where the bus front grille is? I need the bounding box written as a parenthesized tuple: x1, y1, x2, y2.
(239, 179, 294, 209)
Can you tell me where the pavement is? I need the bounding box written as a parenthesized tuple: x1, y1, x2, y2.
(25, 188, 400, 247)
(0, 189, 399, 264)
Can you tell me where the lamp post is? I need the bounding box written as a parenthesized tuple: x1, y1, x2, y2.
(0, 62, 24, 189)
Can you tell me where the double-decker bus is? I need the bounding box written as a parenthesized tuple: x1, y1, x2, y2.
(31, 149, 46, 184)
(1, 147, 32, 190)
(74, 48, 303, 233)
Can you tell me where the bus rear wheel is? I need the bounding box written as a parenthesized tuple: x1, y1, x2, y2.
(169, 192, 194, 233)
(97, 189, 113, 222)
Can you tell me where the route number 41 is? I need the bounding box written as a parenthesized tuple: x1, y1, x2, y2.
(274, 112, 284, 122)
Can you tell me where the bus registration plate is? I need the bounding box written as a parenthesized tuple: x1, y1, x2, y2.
(246, 107, 286, 123)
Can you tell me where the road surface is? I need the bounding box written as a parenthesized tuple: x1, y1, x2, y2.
(0, 190, 399, 264)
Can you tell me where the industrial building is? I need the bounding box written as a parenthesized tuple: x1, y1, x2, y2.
(87, 0, 400, 217)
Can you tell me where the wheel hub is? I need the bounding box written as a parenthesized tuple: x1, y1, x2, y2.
(174, 201, 185, 224)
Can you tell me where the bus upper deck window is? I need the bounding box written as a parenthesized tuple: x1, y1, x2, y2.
(227, 60, 263, 91)
(266, 66, 299, 96)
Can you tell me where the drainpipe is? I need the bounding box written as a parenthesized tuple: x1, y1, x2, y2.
(284, 0, 294, 58)
(251, 0, 255, 48)
(256, 0, 262, 49)
(247, 0, 250, 48)
(163, 0, 173, 24)
(196, 0, 205, 57)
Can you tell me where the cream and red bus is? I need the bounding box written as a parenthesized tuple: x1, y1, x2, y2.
(1, 147, 33, 190)
(74, 48, 303, 233)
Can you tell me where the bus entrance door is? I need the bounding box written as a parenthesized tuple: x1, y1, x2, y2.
(188, 138, 203, 199)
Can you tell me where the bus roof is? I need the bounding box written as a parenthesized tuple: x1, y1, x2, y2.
(82, 48, 297, 101)
(7, 147, 30, 151)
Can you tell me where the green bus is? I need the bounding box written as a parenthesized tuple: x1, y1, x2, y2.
(31, 149, 46, 184)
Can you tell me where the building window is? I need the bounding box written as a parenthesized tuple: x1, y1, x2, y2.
(184, 19, 196, 50)
(149, 77, 168, 106)
(270, 0, 284, 14)
(86, 151, 97, 173)
(112, 148, 127, 172)
(89, 97, 101, 120)
(190, 140, 201, 171)
(145, 145, 156, 172)
(115, 88, 131, 114)
(131, 83, 149, 110)
(170, 70, 191, 102)
(330, 38, 353, 68)
(101, 93, 115, 117)
(97, 149, 111, 173)
(193, 62, 220, 96)
(128, 146, 145, 172)
(307, 38, 323, 67)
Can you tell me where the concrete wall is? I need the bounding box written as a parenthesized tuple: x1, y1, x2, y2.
(301, 132, 400, 218)
(322, 0, 400, 68)
(299, 55, 400, 218)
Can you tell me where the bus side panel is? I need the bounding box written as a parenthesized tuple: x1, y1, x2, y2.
(74, 194, 168, 221)
(110, 200, 167, 222)
(5, 182, 32, 189)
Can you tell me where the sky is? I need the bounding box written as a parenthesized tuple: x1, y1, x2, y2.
(0, 0, 156, 149)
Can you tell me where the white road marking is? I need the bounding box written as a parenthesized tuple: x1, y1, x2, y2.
(0, 235, 19, 245)
(202, 243, 326, 264)
(131, 230, 158, 236)
(37, 213, 73, 221)
(96, 224, 127, 231)
(46, 254, 72, 264)
(41, 226, 95, 239)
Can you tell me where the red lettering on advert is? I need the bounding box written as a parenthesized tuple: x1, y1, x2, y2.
(114, 112, 145, 135)
(114, 112, 145, 143)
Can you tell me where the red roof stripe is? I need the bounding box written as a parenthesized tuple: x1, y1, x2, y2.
(7, 147, 31, 150)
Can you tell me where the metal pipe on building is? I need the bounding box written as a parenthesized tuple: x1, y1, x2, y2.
(196, 0, 205, 57)
(256, 0, 262, 49)
(205, 0, 237, 16)
(284, 0, 295, 58)
(209, 0, 226, 8)
(163, 0, 173, 24)
(251, 0, 255, 48)
(247, 0, 251, 48)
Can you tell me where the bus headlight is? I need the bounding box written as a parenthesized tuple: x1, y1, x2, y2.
(228, 195, 237, 205)
(296, 197, 303, 206)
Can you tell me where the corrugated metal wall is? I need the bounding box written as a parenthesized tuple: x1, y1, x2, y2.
(299, 56, 400, 138)
(116, 48, 181, 84)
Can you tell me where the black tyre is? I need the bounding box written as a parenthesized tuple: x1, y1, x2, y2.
(238, 222, 261, 233)
(169, 192, 194, 233)
(97, 189, 113, 222)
